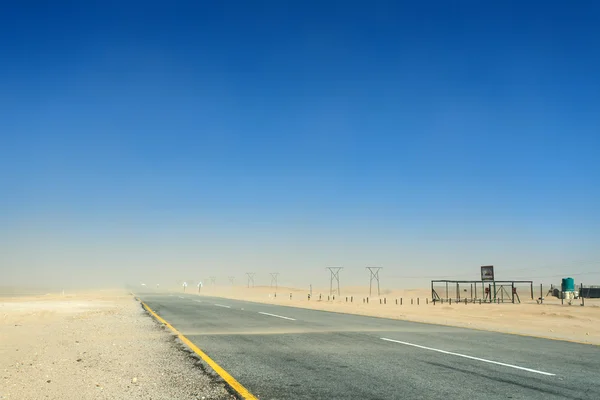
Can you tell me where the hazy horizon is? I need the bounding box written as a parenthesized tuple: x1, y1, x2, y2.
(2, 2, 599, 290)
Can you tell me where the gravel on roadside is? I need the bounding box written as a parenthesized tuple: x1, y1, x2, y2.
(0, 292, 235, 400)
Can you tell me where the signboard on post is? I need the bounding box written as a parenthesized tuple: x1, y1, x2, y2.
(481, 266, 495, 281)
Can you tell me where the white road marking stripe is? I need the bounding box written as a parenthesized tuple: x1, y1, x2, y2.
(214, 304, 231, 308)
(380, 338, 555, 376)
(178, 296, 185, 299)
(258, 312, 296, 321)
(194, 300, 203, 303)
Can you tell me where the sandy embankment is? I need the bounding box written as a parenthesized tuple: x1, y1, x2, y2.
(188, 285, 600, 345)
(0, 290, 232, 400)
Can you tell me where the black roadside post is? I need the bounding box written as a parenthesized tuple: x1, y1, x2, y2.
(512, 282, 515, 304)
(530, 282, 534, 300)
(431, 280, 434, 305)
(456, 282, 460, 302)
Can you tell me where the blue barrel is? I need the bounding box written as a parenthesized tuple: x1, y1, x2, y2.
(562, 277, 575, 292)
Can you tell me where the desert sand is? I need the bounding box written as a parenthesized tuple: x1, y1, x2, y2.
(0, 290, 233, 400)
(180, 284, 600, 345)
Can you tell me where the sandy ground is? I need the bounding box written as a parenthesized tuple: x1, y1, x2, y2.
(0, 290, 233, 400)
(184, 285, 600, 345)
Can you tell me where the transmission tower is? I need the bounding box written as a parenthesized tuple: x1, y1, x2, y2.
(270, 273, 279, 292)
(366, 267, 383, 296)
(228, 276, 235, 285)
(326, 267, 343, 296)
(246, 272, 255, 288)
(209, 276, 216, 285)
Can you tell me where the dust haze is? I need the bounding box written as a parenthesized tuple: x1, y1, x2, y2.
(2, 216, 598, 292)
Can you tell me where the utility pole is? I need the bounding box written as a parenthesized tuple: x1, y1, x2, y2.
(270, 273, 279, 293)
(246, 272, 255, 288)
(228, 276, 235, 285)
(326, 267, 343, 296)
(366, 267, 383, 297)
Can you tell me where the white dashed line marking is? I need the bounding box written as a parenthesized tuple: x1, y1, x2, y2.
(194, 300, 203, 303)
(380, 338, 555, 376)
(214, 304, 231, 308)
(258, 312, 296, 321)
(178, 296, 185, 299)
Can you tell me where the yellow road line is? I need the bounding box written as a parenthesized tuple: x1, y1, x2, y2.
(139, 300, 258, 400)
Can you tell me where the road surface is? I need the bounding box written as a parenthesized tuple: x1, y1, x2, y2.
(136, 291, 600, 399)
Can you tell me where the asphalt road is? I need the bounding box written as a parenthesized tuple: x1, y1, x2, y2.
(136, 291, 600, 400)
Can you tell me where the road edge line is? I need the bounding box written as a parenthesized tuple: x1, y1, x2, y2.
(138, 299, 258, 400)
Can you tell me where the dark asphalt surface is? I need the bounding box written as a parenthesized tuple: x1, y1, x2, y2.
(137, 291, 600, 400)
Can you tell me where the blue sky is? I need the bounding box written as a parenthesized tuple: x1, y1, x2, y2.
(1, 1, 599, 287)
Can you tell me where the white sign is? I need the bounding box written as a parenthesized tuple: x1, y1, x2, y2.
(183, 281, 188, 287)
